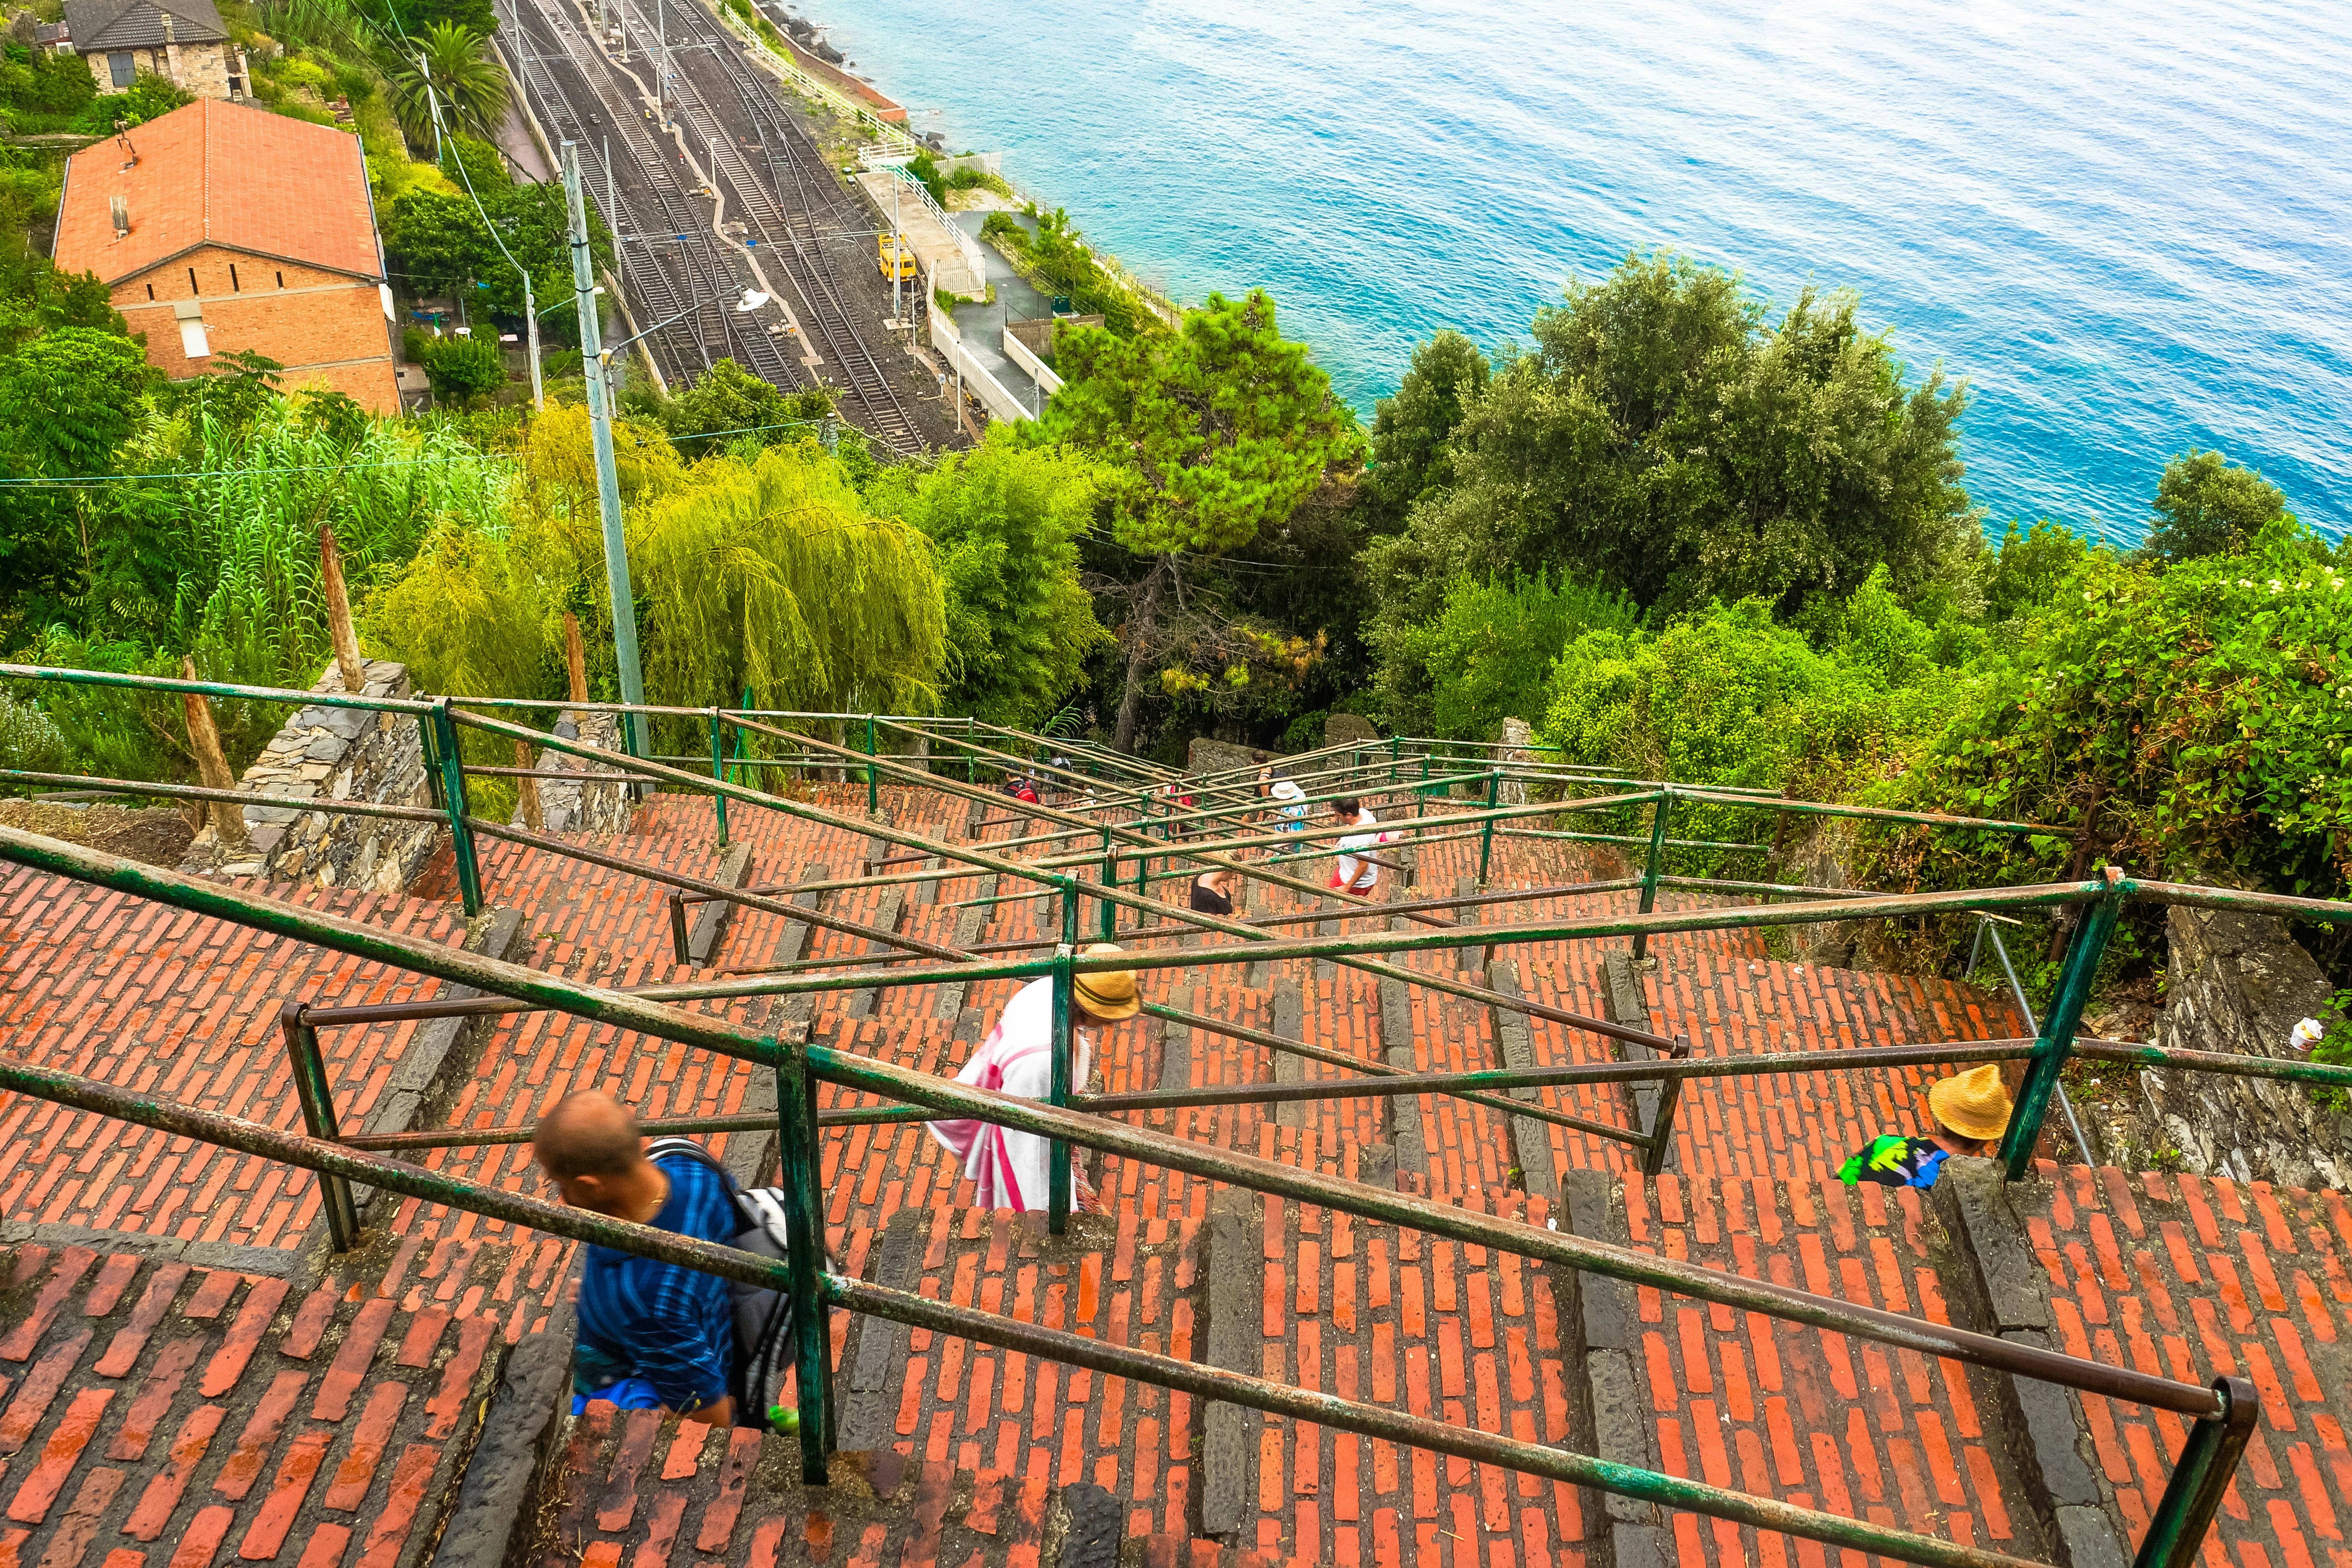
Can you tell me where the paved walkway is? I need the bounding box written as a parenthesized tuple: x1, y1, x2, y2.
(0, 782, 2341, 1568)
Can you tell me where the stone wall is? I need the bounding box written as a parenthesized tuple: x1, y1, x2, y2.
(514, 710, 634, 834)
(2128, 899, 2349, 1190)
(180, 657, 442, 891)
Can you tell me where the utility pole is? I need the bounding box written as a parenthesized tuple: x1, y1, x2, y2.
(561, 139, 648, 757)
(656, 0, 668, 128)
(521, 275, 544, 411)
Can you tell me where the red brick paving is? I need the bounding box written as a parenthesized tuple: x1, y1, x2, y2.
(2021, 1162, 2352, 1568)
(6, 779, 2335, 1568)
(0, 1240, 514, 1568)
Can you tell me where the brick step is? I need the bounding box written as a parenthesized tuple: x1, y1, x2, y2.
(2002, 1160, 2352, 1568)
(0, 1235, 530, 1568)
(1561, 1165, 2044, 1567)
(549, 1406, 1211, 1568)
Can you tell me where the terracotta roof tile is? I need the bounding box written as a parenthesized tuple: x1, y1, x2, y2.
(54, 99, 381, 285)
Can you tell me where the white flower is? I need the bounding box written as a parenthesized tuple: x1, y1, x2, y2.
(2270, 580, 2284, 592)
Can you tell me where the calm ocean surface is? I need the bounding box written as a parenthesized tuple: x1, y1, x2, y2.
(810, 0, 2352, 543)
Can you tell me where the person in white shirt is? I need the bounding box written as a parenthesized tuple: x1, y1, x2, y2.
(1329, 796, 1385, 893)
(925, 945, 1141, 1214)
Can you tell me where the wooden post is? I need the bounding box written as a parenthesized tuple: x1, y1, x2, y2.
(563, 611, 589, 706)
(319, 527, 365, 695)
(179, 656, 247, 848)
(513, 737, 542, 830)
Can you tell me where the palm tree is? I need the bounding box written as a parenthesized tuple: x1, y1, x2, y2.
(387, 22, 511, 150)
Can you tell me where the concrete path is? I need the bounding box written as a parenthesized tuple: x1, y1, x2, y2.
(944, 213, 1051, 417)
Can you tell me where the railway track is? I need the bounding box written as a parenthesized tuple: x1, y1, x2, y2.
(500, 0, 801, 391)
(503, 0, 921, 454)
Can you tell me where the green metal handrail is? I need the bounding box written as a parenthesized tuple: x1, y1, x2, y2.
(0, 821, 2266, 1568)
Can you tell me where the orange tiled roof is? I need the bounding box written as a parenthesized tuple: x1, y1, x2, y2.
(53, 98, 383, 285)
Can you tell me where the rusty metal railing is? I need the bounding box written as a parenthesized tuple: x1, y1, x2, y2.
(0, 821, 2279, 1568)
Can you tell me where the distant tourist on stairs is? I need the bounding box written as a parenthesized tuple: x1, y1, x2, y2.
(1329, 796, 1389, 895)
(927, 945, 1142, 1214)
(1189, 865, 1236, 916)
(534, 1090, 738, 1424)
(1836, 1064, 2014, 1188)
(1260, 768, 1309, 855)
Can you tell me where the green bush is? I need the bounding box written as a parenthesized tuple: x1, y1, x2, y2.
(1541, 567, 1963, 866)
(1878, 520, 2352, 901)
(1372, 570, 1635, 741)
(420, 334, 506, 408)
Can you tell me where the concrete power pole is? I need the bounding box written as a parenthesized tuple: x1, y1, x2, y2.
(561, 139, 648, 758)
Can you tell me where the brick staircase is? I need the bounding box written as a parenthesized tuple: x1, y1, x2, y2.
(4, 780, 2349, 1568)
(0, 1236, 522, 1568)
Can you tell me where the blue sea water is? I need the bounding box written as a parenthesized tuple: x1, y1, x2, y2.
(807, 0, 2352, 544)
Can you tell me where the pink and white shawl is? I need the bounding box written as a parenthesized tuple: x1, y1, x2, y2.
(925, 976, 1090, 1213)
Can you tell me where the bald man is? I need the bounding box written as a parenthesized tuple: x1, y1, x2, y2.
(534, 1090, 738, 1425)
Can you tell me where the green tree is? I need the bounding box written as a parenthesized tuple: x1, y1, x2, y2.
(391, 0, 497, 38)
(2144, 449, 2290, 563)
(387, 22, 509, 147)
(869, 428, 1106, 725)
(1360, 329, 1488, 533)
(1881, 521, 2352, 903)
(665, 360, 832, 457)
(1360, 251, 1977, 689)
(382, 160, 606, 343)
(1982, 518, 2095, 622)
(0, 327, 152, 476)
(420, 334, 506, 407)
(1383, 570, 1636, 741)
(1043, 287, 1360, 749)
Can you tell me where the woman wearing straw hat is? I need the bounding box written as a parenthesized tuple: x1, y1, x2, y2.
(1835, 1064, 2014, 1189)
(1259, 767, 1309, 858)
(926, 944, 1142, 1215)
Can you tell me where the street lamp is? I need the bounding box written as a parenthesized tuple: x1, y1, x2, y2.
(598, 288, 769, 369)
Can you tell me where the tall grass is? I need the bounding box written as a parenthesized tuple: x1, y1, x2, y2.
(183, 409, 514, 692)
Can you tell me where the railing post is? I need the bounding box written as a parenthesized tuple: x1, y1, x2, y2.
(1048, 882, 1078, 1237)
(1417, 754, 1429, 820)
(1639, 1034, 1690, 1178)
(1631, 787, 1673, 962)
(1099, 828, 1116, 942)
(278, 1002, 360, 1250)
(2133, 1376, 2256, 1568)
(417, 714, 444, 809)
(429, 698, 484, 917)
(770, 1040, 834, 1481)
(1389, 734, 1399, 785)
(708, 709, 729, 848)
(1476, 768, 1500, 887)
(864, 714, 879, 815)
(2002, 867, 2124, 1180)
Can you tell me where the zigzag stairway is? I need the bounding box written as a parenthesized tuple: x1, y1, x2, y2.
(0, 760, 2346, 1568)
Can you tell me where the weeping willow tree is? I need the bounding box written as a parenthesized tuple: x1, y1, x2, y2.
(368, 410, 945, 774)
(631, 441, 946, 716)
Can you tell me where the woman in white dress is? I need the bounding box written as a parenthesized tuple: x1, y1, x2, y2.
(925, 944, 1141, 1213)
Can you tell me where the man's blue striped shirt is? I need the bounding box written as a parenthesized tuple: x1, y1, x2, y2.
(575, 1147, 736, 1413)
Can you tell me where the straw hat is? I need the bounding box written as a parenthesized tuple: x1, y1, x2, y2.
(1270, 780, 1305, 803)
(1073, 943, 1141, 1021)
(1928, 1065, 2013, 1143)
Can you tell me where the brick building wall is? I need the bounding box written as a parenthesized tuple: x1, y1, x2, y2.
(111, 244, 397, 413)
